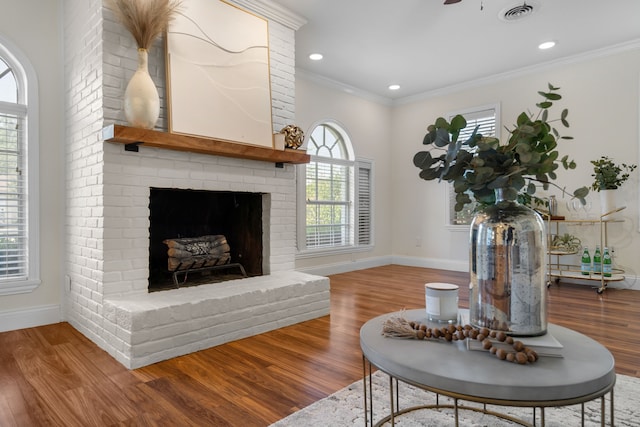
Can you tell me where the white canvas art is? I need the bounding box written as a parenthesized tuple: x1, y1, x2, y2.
(166, 0, 273, 147)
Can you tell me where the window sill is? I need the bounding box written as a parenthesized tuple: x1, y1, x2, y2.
(0, 278, 41, 296)
(296, 244, 373, 259)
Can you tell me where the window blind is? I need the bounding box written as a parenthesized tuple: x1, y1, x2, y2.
(455, 107, 496, 142)
(305, 159, 350, 248)
(448, 106, 497, 225)
(356, 160, 372, 246)
(0, 112, 26, 280)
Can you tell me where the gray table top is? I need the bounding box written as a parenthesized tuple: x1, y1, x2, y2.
(360, 309, 616, 402)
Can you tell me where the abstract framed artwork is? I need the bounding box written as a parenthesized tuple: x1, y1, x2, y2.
(166, 0, 273, 147)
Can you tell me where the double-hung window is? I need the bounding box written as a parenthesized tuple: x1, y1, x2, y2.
(297, 122, 373, 255)
(0, 39, 40, 295)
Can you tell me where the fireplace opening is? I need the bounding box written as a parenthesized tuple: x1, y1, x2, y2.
(148, 188, 264, 292)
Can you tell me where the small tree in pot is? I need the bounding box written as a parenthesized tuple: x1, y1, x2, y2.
(590, 156, 636, 217)
(590, 156, 637, 191)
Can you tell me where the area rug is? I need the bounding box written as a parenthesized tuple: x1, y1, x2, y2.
(270, 371, 639, 426)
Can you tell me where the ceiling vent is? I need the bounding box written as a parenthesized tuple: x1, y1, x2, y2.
(499, 2, 537, 22)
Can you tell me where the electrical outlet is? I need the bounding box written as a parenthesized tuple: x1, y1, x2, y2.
(416, 238, 422, 247)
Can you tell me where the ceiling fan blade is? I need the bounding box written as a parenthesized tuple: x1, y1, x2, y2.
(444, 0, 462, 4)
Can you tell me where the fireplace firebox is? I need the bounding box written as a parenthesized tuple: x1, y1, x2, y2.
(148, 188, 264, 291)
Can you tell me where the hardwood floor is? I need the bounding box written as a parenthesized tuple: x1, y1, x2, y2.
(0, 265, 638, 426)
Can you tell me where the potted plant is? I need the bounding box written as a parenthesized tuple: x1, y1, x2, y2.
(590, 156, 636, 191)
(413, 84, 588, 335)
(550, 233, 581, 254)
(590, 156, 637, 216)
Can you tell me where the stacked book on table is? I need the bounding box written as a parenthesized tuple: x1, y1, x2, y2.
(466, 331, 564, 357)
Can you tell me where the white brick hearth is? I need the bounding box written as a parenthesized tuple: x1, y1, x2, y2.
(64, 0, 328, 369)
(104, 271, 329, 368)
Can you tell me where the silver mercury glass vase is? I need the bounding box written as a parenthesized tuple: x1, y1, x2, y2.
(469, 188, 548, 336)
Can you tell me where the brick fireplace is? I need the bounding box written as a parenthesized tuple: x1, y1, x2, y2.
(64, 1, 328, 369)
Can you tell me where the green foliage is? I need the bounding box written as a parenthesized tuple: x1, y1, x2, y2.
(550, 233, 581, 253)
(413, 83, 589, 211)
(590, 156, 637, 191)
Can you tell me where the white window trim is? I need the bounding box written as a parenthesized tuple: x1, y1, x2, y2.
(297, 157, 375, 258)
(444, 103, 500, 231)
(296, 121, 373, 258)
(0, 34, 40, 295)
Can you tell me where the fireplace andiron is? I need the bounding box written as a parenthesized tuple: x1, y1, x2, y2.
(163, 235, 247, 287)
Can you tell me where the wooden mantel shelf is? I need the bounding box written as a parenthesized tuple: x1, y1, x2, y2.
(102, 124, 310, 165)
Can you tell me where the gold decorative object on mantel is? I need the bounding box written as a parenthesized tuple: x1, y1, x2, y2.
(280, 125, 305, 149)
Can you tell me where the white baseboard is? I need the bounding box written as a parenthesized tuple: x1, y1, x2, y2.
(391, 256, 468, 272)
(298, 255, 640, 292)
(296, 255, 468, 277)
(0, 304, 61, 333)
(296, 256, 392, 277)
(2, 263, 637, 335)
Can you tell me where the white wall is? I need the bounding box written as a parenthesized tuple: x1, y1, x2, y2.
(293, 74, 394, 273)
(390, 46, 640, 288)
(0, 0, 65, 329)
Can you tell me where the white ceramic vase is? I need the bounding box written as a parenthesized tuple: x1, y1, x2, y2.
(599, 189, 617, 218)
(124, 48, 160, 129)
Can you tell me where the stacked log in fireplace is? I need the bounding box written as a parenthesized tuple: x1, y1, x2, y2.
(163, 235, 246, 286)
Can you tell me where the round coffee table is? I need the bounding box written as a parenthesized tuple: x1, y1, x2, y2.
(360, 309, 616, 427)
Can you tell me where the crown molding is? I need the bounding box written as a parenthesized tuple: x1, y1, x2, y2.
(296, 68, 394, 107)
(395, 38, 640, 106)
(228, 0, 307, 30)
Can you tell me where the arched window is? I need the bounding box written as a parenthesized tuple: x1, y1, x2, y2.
(297, 121, 373, 254)
(0, 36, 40, 295)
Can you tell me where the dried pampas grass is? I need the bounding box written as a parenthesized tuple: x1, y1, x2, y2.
(107, 0, 183, 50)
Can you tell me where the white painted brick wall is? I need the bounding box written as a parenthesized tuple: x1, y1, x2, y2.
(101, 146, 298, 297)
(64, 0, 321, 369)
(64, 0, 107, 347)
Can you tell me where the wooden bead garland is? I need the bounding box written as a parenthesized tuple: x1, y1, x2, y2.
(381, 314, 539, 365)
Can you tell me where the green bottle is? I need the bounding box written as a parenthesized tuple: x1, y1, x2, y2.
(593, 245, 602, 274)
(602, 247, 612, 277)
(581, 248, 591, 275)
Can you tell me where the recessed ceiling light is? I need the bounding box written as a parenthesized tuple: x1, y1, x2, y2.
(388, 84, 401, 91)
(309, 53, 323, 61)
(538, 41, 556, 50)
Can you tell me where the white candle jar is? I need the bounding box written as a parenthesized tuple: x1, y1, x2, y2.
(425, 283, 459, 323)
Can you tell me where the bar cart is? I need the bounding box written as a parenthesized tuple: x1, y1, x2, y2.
(547, 207, 626, 294)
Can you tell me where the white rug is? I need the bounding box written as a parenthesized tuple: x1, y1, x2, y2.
(270, 370, 639, 426)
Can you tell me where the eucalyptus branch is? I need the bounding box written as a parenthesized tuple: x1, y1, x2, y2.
(413, 83, 589, 211)
(526, 177, 587, 202)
